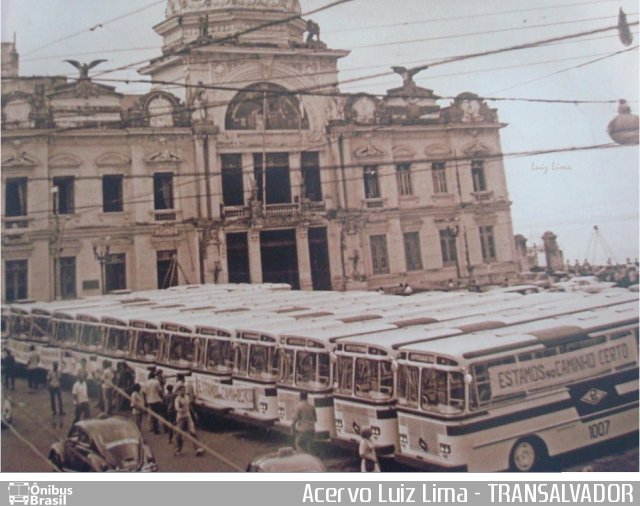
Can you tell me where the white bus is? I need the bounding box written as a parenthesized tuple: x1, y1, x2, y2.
(395, 302, 639, 471)
(331, 290, 638, 455)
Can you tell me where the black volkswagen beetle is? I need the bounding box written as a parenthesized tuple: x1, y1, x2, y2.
(49, 416, 157, 472)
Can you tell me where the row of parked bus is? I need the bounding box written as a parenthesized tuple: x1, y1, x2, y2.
(2, 283, 638, 472)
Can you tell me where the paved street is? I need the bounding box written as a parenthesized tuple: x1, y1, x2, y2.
(2, 378, 637, 473)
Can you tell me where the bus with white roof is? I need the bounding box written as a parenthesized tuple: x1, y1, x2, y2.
(394, 302, 638, 471)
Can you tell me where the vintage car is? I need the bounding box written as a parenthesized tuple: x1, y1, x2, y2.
(49, 416, 157, 472)
(246, 447, 326, 472)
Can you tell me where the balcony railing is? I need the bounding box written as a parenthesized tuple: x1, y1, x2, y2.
(363, 197, 385, 209)
(471, 190, 494, 202)
(265, 203, 299, 216)
(224, 206, 250, 219)
(151, 209, 180, 222)
(2, 216, 31, 230)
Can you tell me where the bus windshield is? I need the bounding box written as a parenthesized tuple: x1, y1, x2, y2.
(235, 342, 249, 377)
(335, 356, 353, 394)
(31, 317, 50, 342)
(168, 335, 195, 364)
(105, 327, 130, 355)
(354, 358, 394, 400)
(420, 368, 465, 414)
(295, 350, 330, 389)
(12, 315, 31, 339)
(54, 320, 77, 345)
(397, 364, 420, 408)
(204, 338, 233, 373)
(248, 343, 276, 380)
(277, 349, 294, 385)
(79, 324, 102, 350)
(135, 331, 160, 359)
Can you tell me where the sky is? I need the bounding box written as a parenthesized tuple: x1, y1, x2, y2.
(2, 0, 638, 265)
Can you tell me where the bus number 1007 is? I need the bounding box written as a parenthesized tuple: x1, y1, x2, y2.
(588, 420, 610, 440)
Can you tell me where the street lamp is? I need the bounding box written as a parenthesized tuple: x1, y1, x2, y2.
(445, 225, 461, 281)
(93, 237, 111, 295)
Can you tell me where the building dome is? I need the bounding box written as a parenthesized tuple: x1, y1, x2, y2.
(166, 0, 302, 18)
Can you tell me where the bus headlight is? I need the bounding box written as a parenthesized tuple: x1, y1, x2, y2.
(399, 434, 408, 446)
(335, 419, 343, 429)
(259, 402, 268, 413)
(439, 443, 452, 454)
(371, 426, 381, 436)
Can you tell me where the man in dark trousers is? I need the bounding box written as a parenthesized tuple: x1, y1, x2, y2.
(2, 350, 16, 390)
(292, 391, 316, 453)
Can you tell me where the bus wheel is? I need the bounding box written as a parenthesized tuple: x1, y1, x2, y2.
(509, 437, 546, 472)
(49, 451, 62, 470)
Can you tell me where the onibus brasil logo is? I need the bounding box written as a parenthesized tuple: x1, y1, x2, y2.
(8, 483, 73, 505)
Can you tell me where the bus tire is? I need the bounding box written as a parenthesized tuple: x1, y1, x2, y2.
(509, 437, 546, 472)
(49, 451, 62, 470)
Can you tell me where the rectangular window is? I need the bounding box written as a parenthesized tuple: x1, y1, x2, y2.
(396, 163, 413, 196)
(52, 176, 75, 214)
(439, 229, 458, 266)
(472, 160, 487, 192)
(363, 165, 380, 199)
(153, 172, 174, 210)
(157, 250, 178, 289)
(102, 175, 123, 213)
(221, 154, 244, 206)
(5, 178, 27, 216)
(431, 162, 448, 194)
(403, 232, 423, 271)
(479, 225, 497, 262)
(253, 153, 291, 204)
(5, 259, 27, 302)
(59, 256, 77, 299)
(301, 152, 322, 202)
(105, 253, 126, 292)
(370, 234, 390, 275)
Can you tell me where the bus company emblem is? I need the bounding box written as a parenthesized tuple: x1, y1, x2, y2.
(581, 388, 607, 405)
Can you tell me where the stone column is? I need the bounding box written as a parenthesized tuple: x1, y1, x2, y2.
(296, 226, 313, 290)
(248, 228, 263, 284)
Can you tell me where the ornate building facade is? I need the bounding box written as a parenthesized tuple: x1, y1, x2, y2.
(1, 0, 518, 302)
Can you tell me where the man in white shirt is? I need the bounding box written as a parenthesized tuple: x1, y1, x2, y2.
(144, 371, 163, 434)
(72, 372, 90, 423)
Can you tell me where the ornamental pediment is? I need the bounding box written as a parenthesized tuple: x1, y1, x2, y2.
(49, 152, 82, 168)
(96, 152, 131, 167)
(392, 145, 416, 160)
(145, 149, 182, 164)
(462, 141, 492, 156)
(353, 142, 386, 159)
(424, 144, 452, 158)
(2, 151, 38, 168)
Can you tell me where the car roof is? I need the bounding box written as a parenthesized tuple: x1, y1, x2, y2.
(251, 448, 326, 472)
(74, 416, 138, 434)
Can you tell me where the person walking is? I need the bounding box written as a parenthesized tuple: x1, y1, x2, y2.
(292, 391, 316, 453)
(164, 384, 177, 443)
(174, 384, 204, 456)
(130, 383, 145, 429)
(100, 360, 114, 415)
(2, 350, 16, 390)
(359, 427, 380, 472)
(26, 345, 40, 390)
(71, 372, 90, 423)
(47, 362, 64, 416)
(144, 371, 163, 434)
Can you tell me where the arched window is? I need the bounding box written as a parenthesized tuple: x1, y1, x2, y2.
(225, 83, 308, 131)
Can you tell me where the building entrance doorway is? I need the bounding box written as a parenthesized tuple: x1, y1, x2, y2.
(260, 229, 299, 289)
(308, 227, 332, 290)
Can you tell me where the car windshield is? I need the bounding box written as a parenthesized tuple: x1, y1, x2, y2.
(94, 425, 140, 465)
(420, 368, 465, 414)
